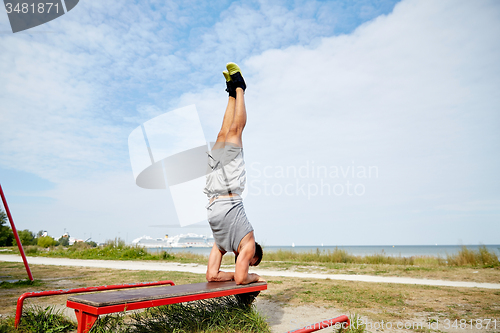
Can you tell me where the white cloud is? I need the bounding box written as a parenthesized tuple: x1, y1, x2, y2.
(175, 0, 500, 245)
(1, 0, 499, 244)
(0, 0, 345, 183)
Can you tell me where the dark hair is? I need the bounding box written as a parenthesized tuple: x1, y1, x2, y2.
(235, 242, 263, 266)
(253, 242, 263, 266)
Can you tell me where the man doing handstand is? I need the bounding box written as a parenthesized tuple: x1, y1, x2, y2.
(204, 62, 263, 285)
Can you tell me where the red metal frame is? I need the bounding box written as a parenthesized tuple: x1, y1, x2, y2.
(0, 183, 34, 281)
(286, 315, 350, 333)
(67, 283, 267, 315)
(74, 308, 98, 333)
(66, 283, 267, 333)
(15, 280, 175, 328)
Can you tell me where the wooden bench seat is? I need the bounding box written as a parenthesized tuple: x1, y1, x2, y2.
(66, 281, 267, 333)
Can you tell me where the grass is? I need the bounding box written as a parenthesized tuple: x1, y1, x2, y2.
(339, 314, 366, 333)
(17, 239, 209, 264)
(3, 246, 500, 289)
(0, 298, 270, 333)
(0, 279, 42, 289)
(0, 305, 76, 333)
(262, 277, 500, 322)
(1, 262, 499, 332)
(7, 241, 499, 268)
(447, 246, 500, 267)
(123, 296, 270, 333)
(263, 246, 499, 267)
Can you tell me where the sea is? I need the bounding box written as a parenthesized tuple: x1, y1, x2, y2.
(147, 244, 500, 257)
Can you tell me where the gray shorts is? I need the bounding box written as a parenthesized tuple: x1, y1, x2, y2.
(203, 143, 246, 199)
(206, 196, 253, 253)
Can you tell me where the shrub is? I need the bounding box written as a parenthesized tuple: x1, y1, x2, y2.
(24, 246, 39, 255)
(72, 241, 91, 250)
(58, 236, 70, 246)
(120, 247, 148, 259)
(37, 236, 57, 248)
(17, 305, 76, 333)
(0, 209, 14, 247)
(86, 240, 97, 247)
(478, 246, 499, 267)
(447, 246, 499, 267)
(337, 314, 366, 333)
(161, 251, 174, 260)
(127, 296, 269, 333)
(105, 237, 126, 249)
(18, 229, 36, 246)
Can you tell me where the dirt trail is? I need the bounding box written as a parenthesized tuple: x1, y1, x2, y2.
(1, 254, 499, 289)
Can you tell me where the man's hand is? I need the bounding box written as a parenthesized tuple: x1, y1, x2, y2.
(235, 272, 261, 285)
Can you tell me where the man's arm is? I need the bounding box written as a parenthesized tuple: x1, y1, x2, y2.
(234, 244, 260, 285)
(206, 243, 234, 282)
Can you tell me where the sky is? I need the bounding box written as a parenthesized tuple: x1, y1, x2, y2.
(0, 0, 499, 246)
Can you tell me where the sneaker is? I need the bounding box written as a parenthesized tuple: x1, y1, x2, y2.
(226, 62, 246, 91)
(223, 70, 236, 98)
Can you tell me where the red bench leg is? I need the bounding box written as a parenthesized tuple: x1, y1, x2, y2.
(74, 309, 99, 333)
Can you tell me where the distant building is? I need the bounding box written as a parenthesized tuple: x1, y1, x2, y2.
(68, 237, 84, 246)
(132, 233, 214, 248)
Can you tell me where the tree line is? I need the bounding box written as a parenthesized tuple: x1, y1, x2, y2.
(0, 208, 71, 247)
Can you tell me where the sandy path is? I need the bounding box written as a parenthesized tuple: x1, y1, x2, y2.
(2, 254, 499, 289)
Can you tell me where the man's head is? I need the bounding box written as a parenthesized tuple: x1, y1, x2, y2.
(250, 242, 263, 266)
(236, 242, 263, 266)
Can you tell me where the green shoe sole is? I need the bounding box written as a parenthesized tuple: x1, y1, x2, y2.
(222, 70, 231, 82)
(226, 62, 242, 76)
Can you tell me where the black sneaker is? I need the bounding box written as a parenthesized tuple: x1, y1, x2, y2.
(223, 70, 236, 98)
(226, 62, 246, 91)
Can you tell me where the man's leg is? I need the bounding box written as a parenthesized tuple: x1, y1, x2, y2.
(225, 87, 246, 148)
(213, 96, 236, 150)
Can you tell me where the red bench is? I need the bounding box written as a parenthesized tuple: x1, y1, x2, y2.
(66, 280, 267, 333)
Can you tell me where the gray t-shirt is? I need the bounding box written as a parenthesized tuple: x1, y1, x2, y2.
(206, 196, 254, 253)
